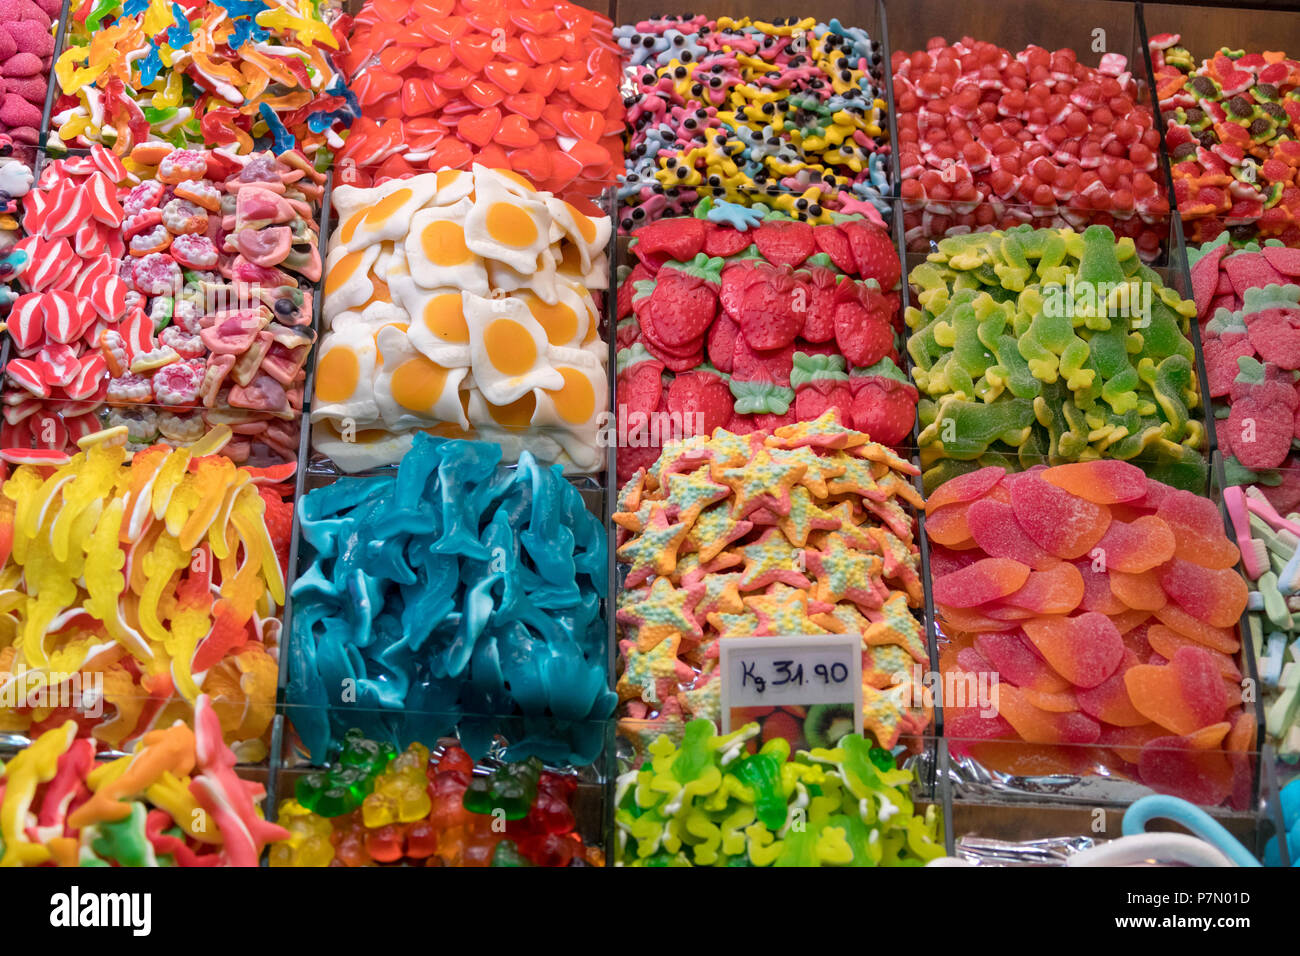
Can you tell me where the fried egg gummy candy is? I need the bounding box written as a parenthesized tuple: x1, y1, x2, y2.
(313, 164, 611, 473)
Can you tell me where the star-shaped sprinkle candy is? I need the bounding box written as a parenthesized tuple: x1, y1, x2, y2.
(664, 465, 731, 526)
(864, 592, 928, 662)
(768, 445, 845, 498)
(617, 505, 690, 587)
(721, 450, 807, 518)
(777, 485, 842, 547)
(683, 501, 753, 562)
(806, 532, 885, 608)
(767, 410, 870, 450)
(736, 528, 812, 591)
(617, 575, 704, 650)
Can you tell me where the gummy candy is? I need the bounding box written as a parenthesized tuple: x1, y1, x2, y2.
(930, 464, 1251, 805)
(288, 433, 612, 765)
(615, 411, 928, 750)
(0, 696, 285, 866)
(273, 737, 594, 867)
(908, 226, 1206, 492)
(615, 720, 943, 866)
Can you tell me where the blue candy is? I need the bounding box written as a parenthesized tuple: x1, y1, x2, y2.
(288, 434, 613, 766)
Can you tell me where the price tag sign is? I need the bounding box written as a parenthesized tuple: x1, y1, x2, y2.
(718, 635, 863, 736)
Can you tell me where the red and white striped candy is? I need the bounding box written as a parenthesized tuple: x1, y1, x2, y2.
(14, 236, 73, 293)
(83, 171, 124, 227)
(6, 293, 46, 352)
(47, 254, 83, 293)
(82, 318, 111, 351)
(41, 184, 89, 240)
(89, 144, 128, 184)
(73, 218, 105, 259)
(4, 359, 53, 398)
(21, 188, 48, 235)
(0, 446, 72, 466)
(36, 343, 82, 388)
(120, 307, 155, 360)
(22, 414, 70, 452)
(41, 289, 92, 344)
(58, 397, 106, 416)
(103, 229, 126, 261)
(59, 155, 98, 177)
(72, 254, 115, 296)
(65, 353, 108, 401)
(87, 273, 127, 322)
(2, 398, 40, 425)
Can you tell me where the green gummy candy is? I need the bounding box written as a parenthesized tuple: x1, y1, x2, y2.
(910, 262, 950, 313)
(994, 233, 1032, 291)
(91, 804, 154, 867)
(730, 379, 794, 415)
(1034, 383, 1091, 461)
(922, 396, 1036, 459)
(790, 351, 848, 387)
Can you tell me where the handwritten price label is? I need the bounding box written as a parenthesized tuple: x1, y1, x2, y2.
(719, 635, 863, 734)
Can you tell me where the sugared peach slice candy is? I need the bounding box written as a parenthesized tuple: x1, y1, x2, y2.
(1041, 460, 1147, 504)
(932, 557, 1030, 608)
(1010, 472, 1111, 560)
(1022, 612, 1124, 688)
(1123, 645, 1228, 735)
(1157, 559, 1248, 628)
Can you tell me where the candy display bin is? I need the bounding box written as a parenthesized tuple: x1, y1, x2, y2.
(886, 0, 1174, 259)
(611, 719, 949, 865)
(267, 706, 614, 866)
(1143, 2, 1300, 248)
(331, 0, 621, 202)
(616, 0, 895, 231)
(942, 742, 1278, 865)
(1215, 453, 1300, 768)
(925, 441, 1260, 812)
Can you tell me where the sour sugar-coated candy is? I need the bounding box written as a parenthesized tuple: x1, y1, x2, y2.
(1009, 472, 1111, 560)
(929, 464, 1253, 805)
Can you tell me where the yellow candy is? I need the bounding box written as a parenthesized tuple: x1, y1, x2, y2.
(0, 721, 76, 866)
(255, 2, 339, 50)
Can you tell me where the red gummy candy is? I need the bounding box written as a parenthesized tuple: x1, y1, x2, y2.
(1137, 735, 1233, 807)
(965, 497, 1057, 570)
(1075, 650, 1148, 726)
(1156, 558, 1248, 628)
(1155, 490, 1240, 569)
(1010, 472, 1112, 560)
(932, 557, 1030, 608)
(973, 631, 1071, 694)
(926, 466, 1004, 511)
(752, 221, 816, 268)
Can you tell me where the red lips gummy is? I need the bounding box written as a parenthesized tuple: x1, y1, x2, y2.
(335, 0, 621, 201)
